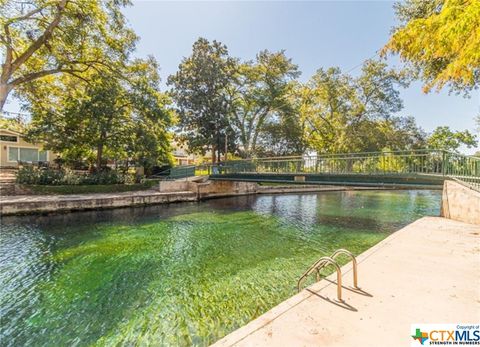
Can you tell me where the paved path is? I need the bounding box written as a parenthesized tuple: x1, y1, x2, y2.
(213, 217, 480, 347)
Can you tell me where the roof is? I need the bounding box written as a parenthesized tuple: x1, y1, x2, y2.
(0, 128, 23, 136)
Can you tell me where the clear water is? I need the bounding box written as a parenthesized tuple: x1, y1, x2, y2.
(0, 190, 440, 346)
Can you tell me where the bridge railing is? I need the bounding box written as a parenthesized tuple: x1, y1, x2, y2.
(206, 149, 480, 191)
(443, 152, 480, 191)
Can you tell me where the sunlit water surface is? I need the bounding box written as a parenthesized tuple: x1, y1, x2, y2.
(0, 190, 440, 346)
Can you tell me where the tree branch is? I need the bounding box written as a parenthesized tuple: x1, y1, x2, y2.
(10, 0, 69, 75)
(6, 6, 45, 24)
(10, 66, 89, 86)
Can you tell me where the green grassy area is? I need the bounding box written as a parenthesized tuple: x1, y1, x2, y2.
(25, 180, 159, 195)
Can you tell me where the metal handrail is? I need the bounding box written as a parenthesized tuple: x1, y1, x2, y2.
(297, 256, 342, 301)
(297, 248, 359, 301)
(330, 249, 358, 288)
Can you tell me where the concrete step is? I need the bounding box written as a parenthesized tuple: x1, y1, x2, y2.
(0, 184, 16, 196)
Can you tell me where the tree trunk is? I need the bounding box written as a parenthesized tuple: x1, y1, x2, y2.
(97, 142, 104, 171)
(0, 83, 12, 112)
(211, 146, 216, 164)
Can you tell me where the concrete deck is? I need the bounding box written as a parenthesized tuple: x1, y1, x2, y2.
(213, 217, 480, 347)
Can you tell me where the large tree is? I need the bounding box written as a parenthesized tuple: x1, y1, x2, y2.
(297, 60, 414, 153)
(0, 0, 136, 110)
(383, 0, 480, 94)
(427, 126, 477, 152)
(230, 50, 300, 157)
(168, 38, 237, 163)
(26, 59, 173, 169)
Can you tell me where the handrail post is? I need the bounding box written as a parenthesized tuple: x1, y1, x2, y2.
(297, 256, 342, 301)
(330, 249, 358, 288)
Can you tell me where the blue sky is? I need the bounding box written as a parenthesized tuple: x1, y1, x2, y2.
(5, 0, 479, 152)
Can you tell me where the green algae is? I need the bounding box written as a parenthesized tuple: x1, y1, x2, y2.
(0, 190, 440, 346)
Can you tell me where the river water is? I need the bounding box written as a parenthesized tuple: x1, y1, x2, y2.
(0, 190, 440, 346)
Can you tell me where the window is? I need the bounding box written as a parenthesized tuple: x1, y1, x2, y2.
(20, 148, 39, 162)
(8, 147, 19, 162)
(39, 150, 47, 161)
(0, 135, 17, 142)
(7, 147, 47, 162)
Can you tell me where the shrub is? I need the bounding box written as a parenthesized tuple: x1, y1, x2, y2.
(16, 166, 64, 185)
(16, 167, 136, 186)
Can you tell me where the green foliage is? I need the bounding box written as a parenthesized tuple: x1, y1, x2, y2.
(168, 38, 237, 162)
(427, 126, 478, 152)
(16, 167, 136, 185)
(16, 166, 64, 185)
(26, 62, 173, 169)
(0, 0, 137, 110)
(296, 60, 419, 154)
(231, 50, 300, 156)
(27, 180, 158, 194)
(384, 0, 480, 94)
(0, 115, 26, 132)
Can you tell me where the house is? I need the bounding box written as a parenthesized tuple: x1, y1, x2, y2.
(0, 128, 56, 168)
(171, 141, 212, 166)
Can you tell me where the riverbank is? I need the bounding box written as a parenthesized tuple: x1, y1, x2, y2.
(0, 184, 383, 215)
(212, 216, 480, 347)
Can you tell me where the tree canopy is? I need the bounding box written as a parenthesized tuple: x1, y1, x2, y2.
(27, 61, 173, 169)
(168, 38, 237, 163)
(295, 60, 414, 154)
(0, 0, 136, 110)
(230, 50, 300, 157)
(426, 126, 477, 152)
(383, 0, 480, 94)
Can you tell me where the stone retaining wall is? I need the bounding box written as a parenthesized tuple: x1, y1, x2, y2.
(0, 191, 197, 215)
(441, 180, 480, 225)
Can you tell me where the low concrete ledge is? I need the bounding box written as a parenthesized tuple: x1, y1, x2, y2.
(441, 180, 480, 225)
(0, 190, 197, 215)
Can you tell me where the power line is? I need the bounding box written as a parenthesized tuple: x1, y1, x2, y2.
(345, 50, 381, 74)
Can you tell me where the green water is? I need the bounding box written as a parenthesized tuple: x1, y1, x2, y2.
(0, 190, 440, 346)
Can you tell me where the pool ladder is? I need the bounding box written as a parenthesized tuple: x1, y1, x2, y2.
(297, 249, 358, 301)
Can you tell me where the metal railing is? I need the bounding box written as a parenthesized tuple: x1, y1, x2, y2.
(206, 149, 480, 191)
(152, 150, 480, 190)
(297, 248, 358, 301)
(298, 256, 343, 301)
(149, 165, 196, 180)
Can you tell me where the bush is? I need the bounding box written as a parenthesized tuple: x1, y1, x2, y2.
(16, 167, 136, 186)
(16, 166, 64, 185)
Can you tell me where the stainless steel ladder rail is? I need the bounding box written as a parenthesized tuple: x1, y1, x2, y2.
(330, 249, 358, 288)
(297, 256, 342, 301)
(297, 248, 358, 301)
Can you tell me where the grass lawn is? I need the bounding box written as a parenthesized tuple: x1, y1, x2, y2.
(25, 180, 159, 195)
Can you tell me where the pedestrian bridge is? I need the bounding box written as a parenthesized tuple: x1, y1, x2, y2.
(205, 150, 480, 190)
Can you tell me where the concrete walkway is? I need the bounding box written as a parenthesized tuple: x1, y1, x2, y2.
(213, 217, 480, 347)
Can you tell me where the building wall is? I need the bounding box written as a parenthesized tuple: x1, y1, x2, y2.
(0, 129, 56, 168)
